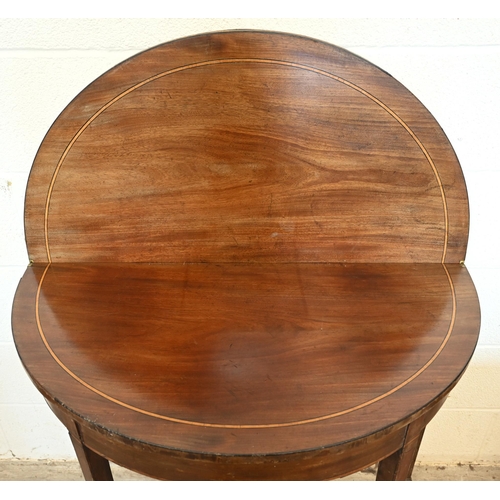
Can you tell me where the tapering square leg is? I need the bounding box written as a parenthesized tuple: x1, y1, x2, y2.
(376, 426, 425, 481)
(69, 430, 113, 481)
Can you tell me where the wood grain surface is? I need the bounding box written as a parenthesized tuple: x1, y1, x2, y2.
(25, 31, 469, 265)
(13, 31, 479, 480)
(13, 262, 479, 454)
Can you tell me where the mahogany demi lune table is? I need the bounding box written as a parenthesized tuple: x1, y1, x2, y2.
(12, 31, 480, 481)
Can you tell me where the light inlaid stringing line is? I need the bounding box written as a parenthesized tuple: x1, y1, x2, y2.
(43, 58, 449, 264)
(35, 262, 456, 429)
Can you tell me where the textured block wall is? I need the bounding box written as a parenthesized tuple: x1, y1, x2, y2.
(0, 18, 498, 463)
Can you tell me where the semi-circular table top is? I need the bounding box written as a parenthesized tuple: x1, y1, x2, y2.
(14, 262, 479, 458)
(12, 31, 480, 480)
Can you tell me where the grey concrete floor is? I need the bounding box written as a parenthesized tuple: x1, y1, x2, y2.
(0, 460, 499, 480)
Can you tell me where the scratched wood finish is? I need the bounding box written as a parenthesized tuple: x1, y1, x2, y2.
(13, 31, 480, 480)
(25, 31, 468, 265)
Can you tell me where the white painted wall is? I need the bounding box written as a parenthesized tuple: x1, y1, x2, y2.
(1, 18, 499, 463)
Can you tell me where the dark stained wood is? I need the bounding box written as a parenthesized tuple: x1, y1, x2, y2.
(376, 427, 426, 481)
(25, 31, 468, 265)
(13, 262, 479, 478)
(12, 31, 480, 480)
(69, 430, 114, 481)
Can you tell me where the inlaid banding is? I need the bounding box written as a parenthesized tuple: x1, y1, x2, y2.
(43, 59, 449, 264)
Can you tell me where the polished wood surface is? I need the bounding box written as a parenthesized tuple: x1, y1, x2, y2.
(25, 31, 468, 265)
(13, 31, 480, 480)
(14, 262, 478, 453)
